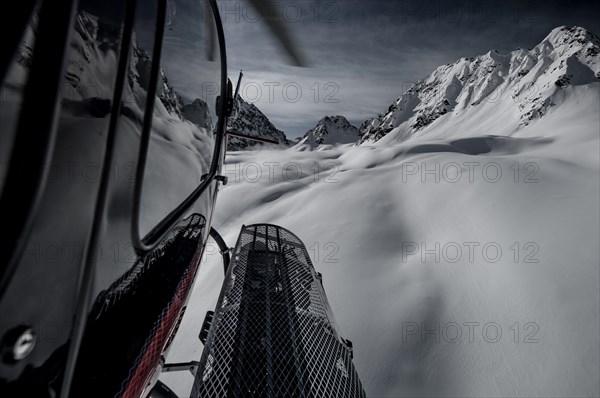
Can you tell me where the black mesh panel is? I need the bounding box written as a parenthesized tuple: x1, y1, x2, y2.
(192, 224, 366, 398)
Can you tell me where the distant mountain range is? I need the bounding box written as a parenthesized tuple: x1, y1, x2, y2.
(356, 25, 600, 145)
(271, 26, 600, 151)
(20, 17, 598, 151)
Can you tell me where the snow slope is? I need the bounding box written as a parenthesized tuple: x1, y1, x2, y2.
(162, 31, 600, 398)
(164, 84, 599, 397)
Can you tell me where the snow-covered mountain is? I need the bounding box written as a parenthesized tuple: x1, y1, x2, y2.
(129, 44, 184, 118)
(182, 99, 212, 130)
(358, 26, 600, 145)
(226, 97, 289, 151)
(295, 115, 359, 149)
(9, 9, 204, 129)
(164, 26, 599, 397)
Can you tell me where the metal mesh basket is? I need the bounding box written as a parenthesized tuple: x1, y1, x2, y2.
(192, 224, 366, 397)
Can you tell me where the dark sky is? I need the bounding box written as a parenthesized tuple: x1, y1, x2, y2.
(159, 0, 600, 138)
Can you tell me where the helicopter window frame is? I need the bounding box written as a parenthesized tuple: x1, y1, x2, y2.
(130, 0, 228, 255)
(0, 0, 78, 298)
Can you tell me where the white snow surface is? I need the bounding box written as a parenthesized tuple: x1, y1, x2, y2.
(162, 79, 600, 396)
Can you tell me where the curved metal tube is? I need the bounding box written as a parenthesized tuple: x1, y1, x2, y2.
(131, 0, 229, 255)
(59, 0, 138, 396)
(209, 227, 231, 274)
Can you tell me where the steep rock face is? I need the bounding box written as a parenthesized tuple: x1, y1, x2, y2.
(226, 97, 289, 151)
(296, 116, 359, 149)
(60, 11, 122, 102)
(183, 99, 212, 130)
(357, 26, 600, 145)
(128, 43, 186, 119)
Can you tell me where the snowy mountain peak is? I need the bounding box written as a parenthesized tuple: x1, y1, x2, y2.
(226, 97, 289, 151)
(183, 99, 212, 130)
(296, 115, 359, 149)
(357, 25, 600, 145)
(542, 26, 600, 51)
